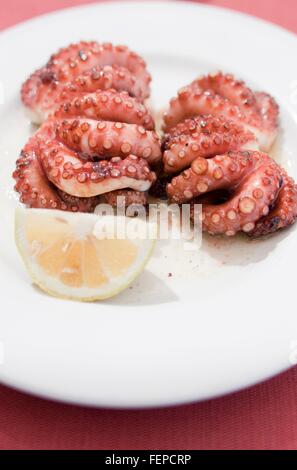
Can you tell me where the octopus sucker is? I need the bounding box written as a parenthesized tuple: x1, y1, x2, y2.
(53, 89, 155, 130)
(60, 64, 146, 98)
(163, 71, 279, 152)
(163, 115, 258, 174)
(54, 118, 161, 163)
(21, 41, 152, 123)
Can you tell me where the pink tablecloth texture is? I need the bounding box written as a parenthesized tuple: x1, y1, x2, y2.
(1, 0, 297, 451)
(1, 0, 297, 33)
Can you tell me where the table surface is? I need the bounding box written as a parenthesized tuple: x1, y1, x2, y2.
(1, 0, 297, 450)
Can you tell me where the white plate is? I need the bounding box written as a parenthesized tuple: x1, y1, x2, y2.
(1, 1, 297, 408)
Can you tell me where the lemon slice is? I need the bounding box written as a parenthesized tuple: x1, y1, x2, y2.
(15, 208, 156, 301)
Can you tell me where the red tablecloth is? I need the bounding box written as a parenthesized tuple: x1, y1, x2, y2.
(1, 0, 297, 450)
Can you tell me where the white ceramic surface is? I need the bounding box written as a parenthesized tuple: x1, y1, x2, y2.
(1, 1, 297, 408)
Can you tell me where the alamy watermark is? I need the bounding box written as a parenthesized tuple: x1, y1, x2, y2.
(93, 197, 203, 251)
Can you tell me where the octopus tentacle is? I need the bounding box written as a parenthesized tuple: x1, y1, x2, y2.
(40, 145, 155, 197)
(13, 148, 99, 212)
(46, 41, 150, 90)
(60, 64, 146, 99)
(53, 89, 155, 130)
(194, 72, 257, 108)
(54, 118, 161, 163)
(21, 42, 151, 123)
(168, 150, 281, 203)
(250, 167, 297, 237)
(163, 72, 279, 152)
(182, 151, 282, 236)
(163, 115, 258, 174)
